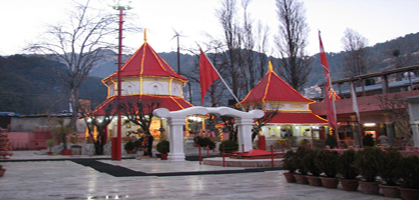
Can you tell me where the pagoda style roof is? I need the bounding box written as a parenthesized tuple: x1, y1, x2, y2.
(92, 94, 193, 116)
(240, 62, 313, 105)
(265, 112, 328, 124)
(103, 42, 187, 82)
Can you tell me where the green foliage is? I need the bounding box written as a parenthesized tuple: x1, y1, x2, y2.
(325, 134, 338, 149)
(124, 141, 135, 151)
(337, 149, 358, 179)
(397, 155, 419, 189)
(283, 150, 297, 173)
(362, 134, 375, 147)
(134, 138, 143, 149)
(156, 140, 170, 154)
(194, 136, 216, 150)
(45, 139, 55, 148)
(302, 149, 321, 176)
(378, 148, 402, 186)
(314, 149, 339, 177)
(294, 145, 310, 175)
(219, 140, 238, 153)
(354, 146, 384, 182)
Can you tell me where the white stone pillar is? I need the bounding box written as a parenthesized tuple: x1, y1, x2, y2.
(167, 118, 186, 161)
(236, 118, 254, 152)
(410, 121, 419, 147)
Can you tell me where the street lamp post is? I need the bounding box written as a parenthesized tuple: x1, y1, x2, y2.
(112, 1, 131, 161)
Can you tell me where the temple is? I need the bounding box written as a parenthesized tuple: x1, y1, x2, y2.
(240, 61, 329, 147)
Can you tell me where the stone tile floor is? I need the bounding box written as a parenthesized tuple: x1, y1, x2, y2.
(0, 151, 395, 200)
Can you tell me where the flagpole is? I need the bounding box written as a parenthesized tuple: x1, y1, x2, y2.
(199, 46, 245, 111)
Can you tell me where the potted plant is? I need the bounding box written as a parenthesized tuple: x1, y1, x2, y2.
(354, 146, 384, 194)
(45, 139, 55, 155)
(397, 155, 419, 200)
(302, 149, 322, 186)
(377, 148, 402, 198)
(282, 150, 297, 183)
(325, 134, 338, 149)
(314, 149, 339, 188)
(337, 149, 359, 191)
(0, 165, 6, 177)
(293, 145, 310, 184)
(156, 140, 170, 160)
(219, 140, 238, 156)
(195, 136, 216, 150)
(124, 141, 135, 154)
(134, 138, 143, 151)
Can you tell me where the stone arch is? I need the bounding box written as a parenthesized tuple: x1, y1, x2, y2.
(153, 106, 264, 161)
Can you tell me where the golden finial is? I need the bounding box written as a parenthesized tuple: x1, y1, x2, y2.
(144, 28, 147, 43)
(268, 60, 273, 72)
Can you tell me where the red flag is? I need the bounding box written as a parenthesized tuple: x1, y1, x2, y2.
(199, 49, 220, 105)
(319, 32, 337, 130)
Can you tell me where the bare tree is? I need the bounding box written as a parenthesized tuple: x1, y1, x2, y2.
(28, 0, 117, 129)
(241, 0, 256, 93)
(377, 95, 412, 146)
(216, 0, 246, 99)
(255, 21, 270, 81)
(341, 28, 371, 78)
(119, 97, 161, 157)
(275, 0, 312, 92)
(249, 103, 280, 141)
(81, 103, 116, 155)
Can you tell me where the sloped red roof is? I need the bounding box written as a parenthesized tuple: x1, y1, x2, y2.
(240, 63, 313, 104)
(265, 112, 328, 124)
(103, 42, 187, 82)
(92, 94, 193, 115)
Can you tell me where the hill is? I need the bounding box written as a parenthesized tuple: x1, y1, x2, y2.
(1, 32, 418, 114)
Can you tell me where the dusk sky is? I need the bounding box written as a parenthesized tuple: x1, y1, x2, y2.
(1, 0, 419, 57)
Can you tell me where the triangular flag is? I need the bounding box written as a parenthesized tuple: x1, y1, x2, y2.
(199, 49, 220, 105)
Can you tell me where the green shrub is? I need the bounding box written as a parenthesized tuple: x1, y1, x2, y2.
(325, 134, 338, 149)
(354, 146, 384, 182)
(156, 140, 170, 154)
(294, 145, 310, 175)
(124, 141, 135, 151)
(302, 149, 321, 176)
(134, 138, 143, 149)
(378, 148, 402, 186)
(397, 155, 419, 189)
(219, 140, 238, 153)
(314, 149, 339, 177)
(195, 136, 216, 149)
(337, 149, 358, 179)
(283, 150, 297, 173)
(46, 139, 55, 148)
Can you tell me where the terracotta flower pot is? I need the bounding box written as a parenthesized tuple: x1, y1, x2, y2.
(160, 154, 168, 160)
(61, 150, 71, 155)
(339, 179, 359, 191)
(126, 150, 135, 154)
(283, 172, 296, 183)
(294, 174, 309, 184)
(306, 176, 322, 186)
(319, 177, 339, 189)
(399, 187, 419, 200)
(358, 181, 380, 194)
(379, 184, 400, 198)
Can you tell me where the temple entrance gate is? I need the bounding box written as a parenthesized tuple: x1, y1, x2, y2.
(153, 107, 264, 161)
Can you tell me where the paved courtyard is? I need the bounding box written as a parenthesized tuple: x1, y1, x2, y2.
(0, 151, 395, 200)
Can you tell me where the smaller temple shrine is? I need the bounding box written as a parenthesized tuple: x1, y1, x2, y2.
(239, 62, 329, 147)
